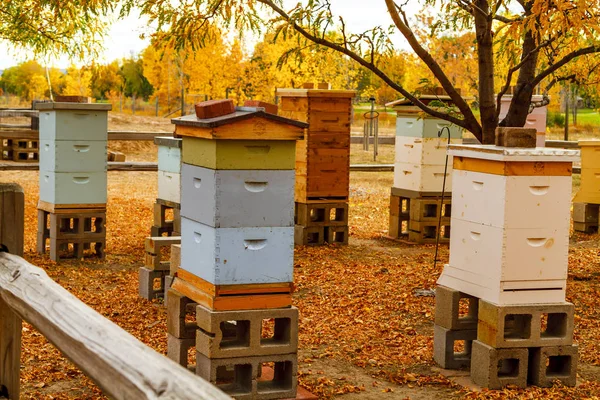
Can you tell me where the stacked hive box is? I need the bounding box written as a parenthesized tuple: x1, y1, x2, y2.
(276, 88, 356, 246)
(167, 103, 307, 399)
(498, 95, 548, 147)
(153, 136, 182, 236)
(138, 137, 183, 300)
(386, 96, 462, 243)
(35, 102, 111, 261)
(573, 140, 600, 233)
(435, 138, 580, 389)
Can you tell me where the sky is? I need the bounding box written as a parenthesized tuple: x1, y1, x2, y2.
(0, 0, 417, 70)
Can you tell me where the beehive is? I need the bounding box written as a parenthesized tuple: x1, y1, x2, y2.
(277, 88, 356, 202)
(498, 95, 547, 147)
(172, 107, 306, 286)
(573, 140, 600, 204)
(388, 96, 463, 194)
(437, 144, 579, 305)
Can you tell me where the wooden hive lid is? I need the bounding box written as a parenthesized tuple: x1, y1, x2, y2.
(35, 102, 112, 111)
(154, 136, 182, 148)
(276, 88, 356, 99)
(171, 106, 308, 140)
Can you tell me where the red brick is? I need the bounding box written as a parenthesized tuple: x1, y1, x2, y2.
(194, 99, 235, 119)
(54, 95, 91, 103)
(243, 100, 278, 115)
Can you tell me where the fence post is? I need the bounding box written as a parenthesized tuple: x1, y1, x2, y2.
(0, 296, 21, 399)
(0, 183, 23, 399)
(0, 184, 24, 256)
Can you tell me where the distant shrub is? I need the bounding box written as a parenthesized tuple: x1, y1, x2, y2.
(547, 111, 565, 128)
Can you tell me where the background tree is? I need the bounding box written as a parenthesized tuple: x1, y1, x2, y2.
(120, 56, 154, 108)
(128, 0, 600, 143)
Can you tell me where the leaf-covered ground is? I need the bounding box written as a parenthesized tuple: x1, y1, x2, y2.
(2, 151, 600, 399)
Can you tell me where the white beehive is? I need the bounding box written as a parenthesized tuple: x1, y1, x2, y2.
(181, 217, 294, 285)
(498, 95, 547, 147)
(39, 140, 107, 172)
(156, 137, 182, 174)
(37, 103, 111, 141)
(181, 163, 294, 228)
(437, 145, 579, 305)
(387, 97, 463, 193)
(39, 171, 108, 205)
(157, 171, 181, 204)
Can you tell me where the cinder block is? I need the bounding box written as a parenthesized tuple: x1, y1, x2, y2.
(409, 198, 451, 222)
(295, 202, 348, 227)
(573, 203, 599, 224)
(434, 285, 478, 330)
(495, 127, 536, 148)
(528, 345, 578, 387)
(471, 340, 528, 389)
(325, 226, 349, 245)
(196, 353, 297, 400)
(195, 305, 298, 358)
(170, 244, 181, 276)
(167, 334, 195, 368)
(433, 324, 477, 369)
(478, 300, 574, 348)
(294, 225, 325, 246)
(167, 288, 198, 339)
(573, 221, 599, 234)
(138, 267, 167, 300)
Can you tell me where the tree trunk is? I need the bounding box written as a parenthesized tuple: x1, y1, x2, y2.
(474, 0, 496, 144)
(501, 7, 538, 129)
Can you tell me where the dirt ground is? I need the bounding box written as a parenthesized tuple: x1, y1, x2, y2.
(1, 114, 600, 399)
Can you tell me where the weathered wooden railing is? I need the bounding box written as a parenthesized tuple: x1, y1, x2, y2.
(0, 252, 231, 399)
(0, 130, 172, 141)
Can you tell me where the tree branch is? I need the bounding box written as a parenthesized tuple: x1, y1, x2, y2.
(531, 45, 600, 87)
(256, 0, 479, 133)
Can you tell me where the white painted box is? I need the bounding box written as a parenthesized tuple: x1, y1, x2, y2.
(158, 146, 181, 174)
(396, 117, 463, 139)
(158, 171, 181, 204)
(393, 162, 452, 192)
(451, 170, 571, 229)
(447, 218, 568, 283)
(181, 164, 294, 228)
(180, 217, 294, 285)
(395, 136, 461, 166)
(39, 170, 107, 205)
(39, 110, 109, 141)
(39, 140, 107, 172)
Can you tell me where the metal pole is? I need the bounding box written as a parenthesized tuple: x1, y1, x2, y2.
(434, 126, 451, 270)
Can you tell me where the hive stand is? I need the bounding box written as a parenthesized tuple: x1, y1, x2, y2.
(168, 101, 308, 399)
(277, 88, 356, 246)
(37, 203, 106, 261)
(1, 139, 39, 162)
(573, 140, 600, 233)
(386, 92, 462, 244)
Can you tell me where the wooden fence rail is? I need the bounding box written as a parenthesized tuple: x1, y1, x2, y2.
(0, 130, 172, 141)
(0, 251, 230, 400)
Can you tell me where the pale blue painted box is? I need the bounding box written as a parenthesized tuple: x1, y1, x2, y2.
(181, 164, 294, 228)
(39, 140, 107, 172)
(180, 217, 294, 285)
(396, 117, 462, 139)
(35, 103, 111, 141)
(158, 146, 182, 174)
(39, 170, 107, 205)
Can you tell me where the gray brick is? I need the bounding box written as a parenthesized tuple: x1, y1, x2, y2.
(167, 334, 195, 368)
(471, 340, 528, 389)
(435, 285, 478, 330)
(528, 345, 578, 387)
(138, 267, 167, 300)
(167, 288, 197, 339)
(196, 353, 297, 400)
(433, 324, 477, 369)
(196, 305, 298, 358)
(478, 300, 574, 348)
(573, 203, 599, 223)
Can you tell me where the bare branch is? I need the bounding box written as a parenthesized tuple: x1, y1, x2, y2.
(532, 45, 600, 87)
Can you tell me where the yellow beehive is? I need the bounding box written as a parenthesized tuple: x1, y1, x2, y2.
(573, 140, 600, 204)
